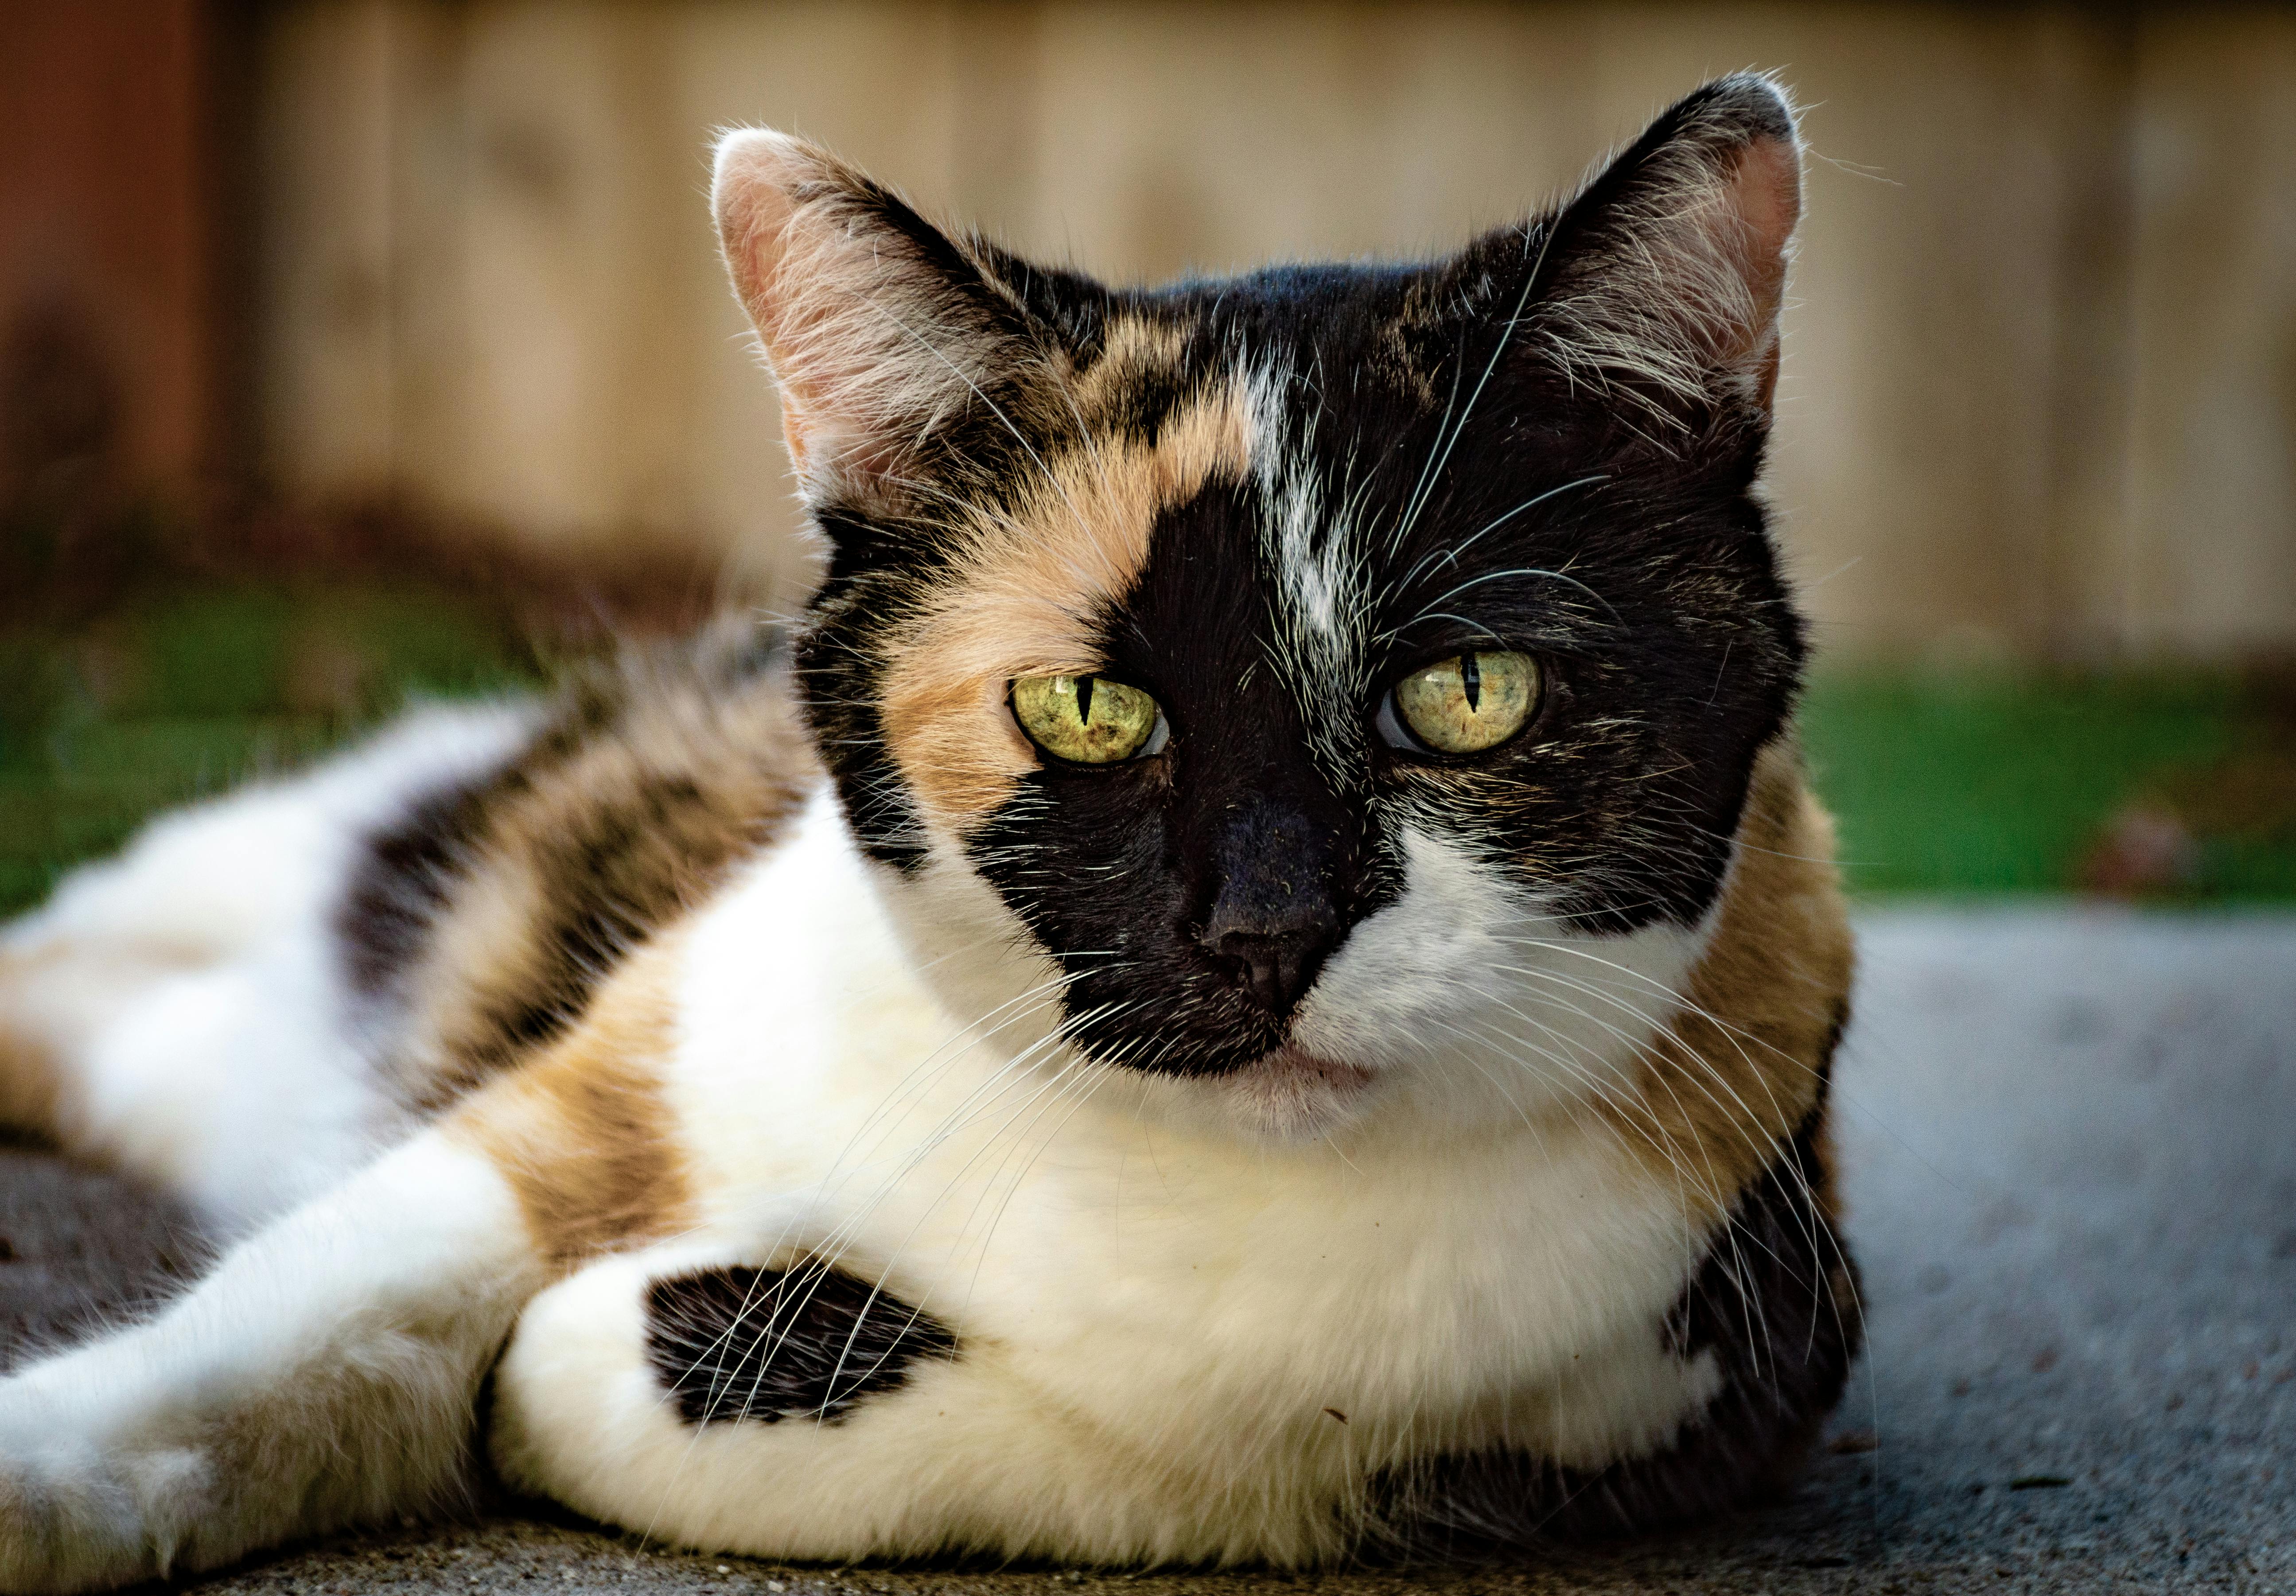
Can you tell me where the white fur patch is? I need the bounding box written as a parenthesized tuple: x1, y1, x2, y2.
(1242, 360, 1375, 778)
(1292, 825, 1707, 1132)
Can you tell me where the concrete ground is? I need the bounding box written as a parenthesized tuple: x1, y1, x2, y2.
(3, 908, 2291, 1594)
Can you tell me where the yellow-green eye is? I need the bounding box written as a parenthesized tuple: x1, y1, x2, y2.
(1388, 651, 1540, 754)
(1011, 674, 1166, 764)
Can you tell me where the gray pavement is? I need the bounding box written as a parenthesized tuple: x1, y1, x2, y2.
(4, 907, 2292, 1593)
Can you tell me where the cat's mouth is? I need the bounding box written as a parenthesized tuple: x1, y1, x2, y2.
(1220, 1043, 1376, 1140)
(1250, 1043, 1374, 1089)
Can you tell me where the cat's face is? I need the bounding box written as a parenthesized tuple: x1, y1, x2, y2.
(716, 78, 1808, 1136)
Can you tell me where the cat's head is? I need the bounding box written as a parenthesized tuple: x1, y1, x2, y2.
(715, 76, 1809, 1138)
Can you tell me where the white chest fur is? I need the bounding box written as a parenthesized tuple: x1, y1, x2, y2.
(639, 792, 1720, 1544)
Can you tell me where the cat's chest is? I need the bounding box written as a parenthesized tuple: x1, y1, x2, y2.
(953, 1117, 1694, 1428)
(660, 804, 1697, 1437)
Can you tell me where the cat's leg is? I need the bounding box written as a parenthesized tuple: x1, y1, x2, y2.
(0, 701, 532, 1232)
(489, 1239, 1253, 1567)
(489, 1242, 1000, 1564)
(0, 1126, 543, 1594)
(0, 924, 686, 1593)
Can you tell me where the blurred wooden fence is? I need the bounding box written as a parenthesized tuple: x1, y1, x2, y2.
(0, 1, 214, 510)
(47, 3, 2296, 659)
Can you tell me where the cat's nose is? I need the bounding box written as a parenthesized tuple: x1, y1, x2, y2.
(1198, 804, 1349, 1016)
(1202, 915, 1342, 1014)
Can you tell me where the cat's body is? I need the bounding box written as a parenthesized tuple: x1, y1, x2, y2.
(0, 76, 1856, 1591)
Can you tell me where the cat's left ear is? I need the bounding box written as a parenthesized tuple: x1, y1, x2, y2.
(712, 129, 1048, 502)
(1479, 73, 1802, 423)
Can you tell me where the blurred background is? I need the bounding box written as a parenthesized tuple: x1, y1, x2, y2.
(4, 0, 2293, 914)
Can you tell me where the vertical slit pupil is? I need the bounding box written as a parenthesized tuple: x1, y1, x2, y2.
(1459, 653, 1481, 713)
(1075, 674, 1096, 725)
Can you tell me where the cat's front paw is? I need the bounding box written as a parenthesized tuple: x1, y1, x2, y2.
(0, 1402, 212, 1596)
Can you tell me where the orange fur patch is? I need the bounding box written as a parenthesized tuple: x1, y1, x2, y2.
(878, 382, 1253, 829)
(1607, 739, 1855, 1222)
(448, 934, 692, 1272)
(1066, 315, 1189, 413)
(0, 1013, 57, 1141)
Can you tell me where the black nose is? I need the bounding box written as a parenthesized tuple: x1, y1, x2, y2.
(1197, 803, 1349, 1016)
(1202, 915, 1342, 1014)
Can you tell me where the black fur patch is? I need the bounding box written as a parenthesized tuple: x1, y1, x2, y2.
(645, 1262, 957, 1426)
(1374, 1046, 1860, 1551)
(338, 769, 499, 1002)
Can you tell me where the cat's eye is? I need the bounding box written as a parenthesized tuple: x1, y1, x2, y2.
(1011, 674, 1167, 765)
(1382, 651, 1541, 755)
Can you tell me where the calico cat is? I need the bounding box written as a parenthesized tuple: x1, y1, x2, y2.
(0, 73, 1856, 1591)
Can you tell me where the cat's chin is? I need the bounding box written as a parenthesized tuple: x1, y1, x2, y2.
(1214, 1044, 1378, 1142)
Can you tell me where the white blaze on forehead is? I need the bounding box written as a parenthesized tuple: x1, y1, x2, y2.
(1242, 361, 1358, 642)
(1268, 460, 1340, 640)
(1238, 358, 1371, 758)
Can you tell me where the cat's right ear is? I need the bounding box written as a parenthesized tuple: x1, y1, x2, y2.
(712, 129, 1039, 503)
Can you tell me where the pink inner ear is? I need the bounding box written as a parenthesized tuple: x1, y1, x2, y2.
(1722, 133, 1802, 324)
(711, 130, 864, 478)
(712, 131, 813, 335)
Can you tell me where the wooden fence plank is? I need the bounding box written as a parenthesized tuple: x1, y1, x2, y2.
(238, 1, 2296, 659)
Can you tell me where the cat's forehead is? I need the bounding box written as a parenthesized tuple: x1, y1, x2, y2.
(1064, 276, 1449, 546)
(1103, 266, 1447, 431)
(1051, 277, 1533, 656)
(1059, 328, 1382, 640)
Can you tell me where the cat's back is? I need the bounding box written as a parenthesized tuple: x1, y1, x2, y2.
(339, 621, 820, 1116)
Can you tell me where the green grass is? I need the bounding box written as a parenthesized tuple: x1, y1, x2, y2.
(1, 585, 2291, 918)
(1800, 667, 2292, 900)
(0, 584, 535, 916)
